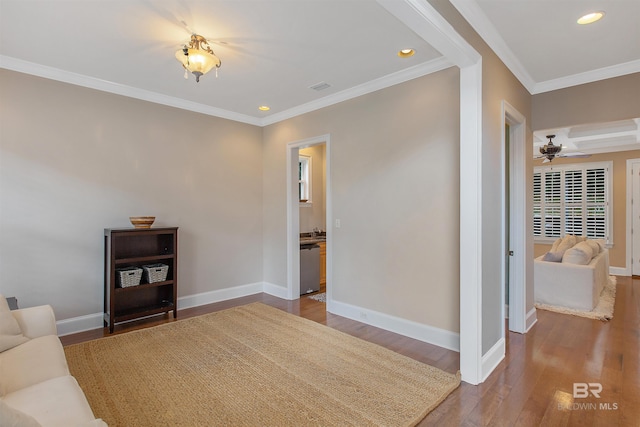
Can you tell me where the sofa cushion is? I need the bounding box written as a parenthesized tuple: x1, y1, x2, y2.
(0, 399, 42, 427)
(550, 237, 562, 252)
(2, 376, 97, 427)
(0, 295, 30, 353)
(562, 241, 593, 265)
(0, 335, 69, 396)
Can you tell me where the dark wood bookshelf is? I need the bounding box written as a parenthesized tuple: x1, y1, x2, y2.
(104, 227, 178, 333)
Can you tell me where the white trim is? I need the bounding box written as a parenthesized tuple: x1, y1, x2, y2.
(261, 282, 289, 299)
(286, 135, 332, 302)
(502, 101, 529, 334)
(448, 0, 536, 93)
(447, 3, 640, 95)
(56, 312, 104, 337)
(532, 59, 640, 95)
(481, 338, 505, 382)
(1, 54, 453, 128)
(57, 281, 266, 336)
(625, 159, 640, 276)
(329, 300, 460, 352)
(610, 266, 628, 277)
(459, 60, 483, 385)
(0, 56, 263, 126)
(377, 0, 480, 68)
(262, 57, 452, 126)
(525, 307, 538, 333)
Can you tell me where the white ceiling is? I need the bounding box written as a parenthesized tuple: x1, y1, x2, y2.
(1, 0, 639, 128)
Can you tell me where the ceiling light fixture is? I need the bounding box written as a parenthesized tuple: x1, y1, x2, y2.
(577, 11, 605, 25)
(258, 105, 270, 111)
(175, 34, 221, 82)
(397, 48, 415, 58)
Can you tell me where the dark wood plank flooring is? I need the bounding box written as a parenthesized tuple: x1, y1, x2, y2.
(61, 277, 640, 426)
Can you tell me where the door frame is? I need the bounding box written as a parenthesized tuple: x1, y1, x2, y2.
(286, 135, 332, 305)
(626, 158, 640, 276)
(501, 101, 531, 334)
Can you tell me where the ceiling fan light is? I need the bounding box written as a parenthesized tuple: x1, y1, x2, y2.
(577, 11, 605, 25)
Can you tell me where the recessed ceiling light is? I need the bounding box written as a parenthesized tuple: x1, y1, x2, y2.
(258, 105, 270, 111)
(577, 11, 605, 25)
(397, 48, 415, 58)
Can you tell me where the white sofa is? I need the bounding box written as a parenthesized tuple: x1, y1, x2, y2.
(534, 236, 609, 311)
(0, 296, 106, 427)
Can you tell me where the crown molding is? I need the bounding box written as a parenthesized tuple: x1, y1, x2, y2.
(532, 59, 640, 94)
(0, 55, 263, 126)
(260, 56, 453, 126)
(449, 0, 536, 93)
(2, 55, 452, 128)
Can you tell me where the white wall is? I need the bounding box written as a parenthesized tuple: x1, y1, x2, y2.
(0, 70, 264, 320)
(263, 68, 462, 333)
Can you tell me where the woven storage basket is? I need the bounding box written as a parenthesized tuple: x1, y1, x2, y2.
(117, 267, 143, 288)
(142, 263, 169, 283)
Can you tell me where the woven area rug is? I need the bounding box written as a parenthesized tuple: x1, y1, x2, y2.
(535, 276, 617, 321)
(65, 303, 460, 427)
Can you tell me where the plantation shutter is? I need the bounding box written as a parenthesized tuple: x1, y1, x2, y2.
(544, 170, 561, 238)
(564, 169, 583, 236)
(533, 162, 611, 245)
(586, 168, 607, 239)
(533, 172, 541, 236)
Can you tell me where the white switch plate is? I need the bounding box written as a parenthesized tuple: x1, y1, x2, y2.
(335, 219, 341, 228)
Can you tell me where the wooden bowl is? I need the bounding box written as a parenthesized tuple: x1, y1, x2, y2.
(129, 216, 155, 228)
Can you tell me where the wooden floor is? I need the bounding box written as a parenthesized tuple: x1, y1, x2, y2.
(61, 277, 640, 426)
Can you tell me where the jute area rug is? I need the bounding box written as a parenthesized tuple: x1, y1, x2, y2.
(535, 276, 616, 321)
(65, 302, 460, 427)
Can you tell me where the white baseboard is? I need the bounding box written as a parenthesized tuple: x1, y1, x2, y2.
(57, 281, 267, 336)
(57, 312, 105, 336)
(610, 266, 629, 276)
(329, 300, 460, 352)
(262, 282, 288, 299)
(177, 282, 263, 310)
(525, 307, 538, 332)
(481, 337, 505, 382)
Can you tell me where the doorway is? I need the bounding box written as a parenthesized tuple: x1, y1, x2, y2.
(501, 101, 531, 335)
(286, 135, 332, 305)
(627, 159, 640, 275)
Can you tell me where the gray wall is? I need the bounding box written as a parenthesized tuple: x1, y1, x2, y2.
(0, 70, 264, 320)
(263, 68, 462, 333)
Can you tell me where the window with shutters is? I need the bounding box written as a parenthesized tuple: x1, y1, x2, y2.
(533, 161, 612, 246)
(299, 155, 312, 205)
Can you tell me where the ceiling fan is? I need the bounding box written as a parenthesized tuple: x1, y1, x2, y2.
(536, 135, 591, 163)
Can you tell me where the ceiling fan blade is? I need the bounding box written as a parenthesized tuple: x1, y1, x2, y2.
(542, 157, 551, 163)
(559, 152, 591, 158)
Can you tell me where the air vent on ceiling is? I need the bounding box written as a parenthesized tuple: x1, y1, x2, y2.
(309, 81, 331, 91)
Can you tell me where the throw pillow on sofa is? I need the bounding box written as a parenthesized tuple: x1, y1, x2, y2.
(556, 235, 576, 254)
(0, 294, 30, 352)
(562, 241, 594, 265)
(585, 239, 600, 255)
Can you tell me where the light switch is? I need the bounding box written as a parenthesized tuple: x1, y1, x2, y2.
(335, 219, 341, 228)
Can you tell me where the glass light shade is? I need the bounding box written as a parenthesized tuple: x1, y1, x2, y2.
(175, 48, 220, 76)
